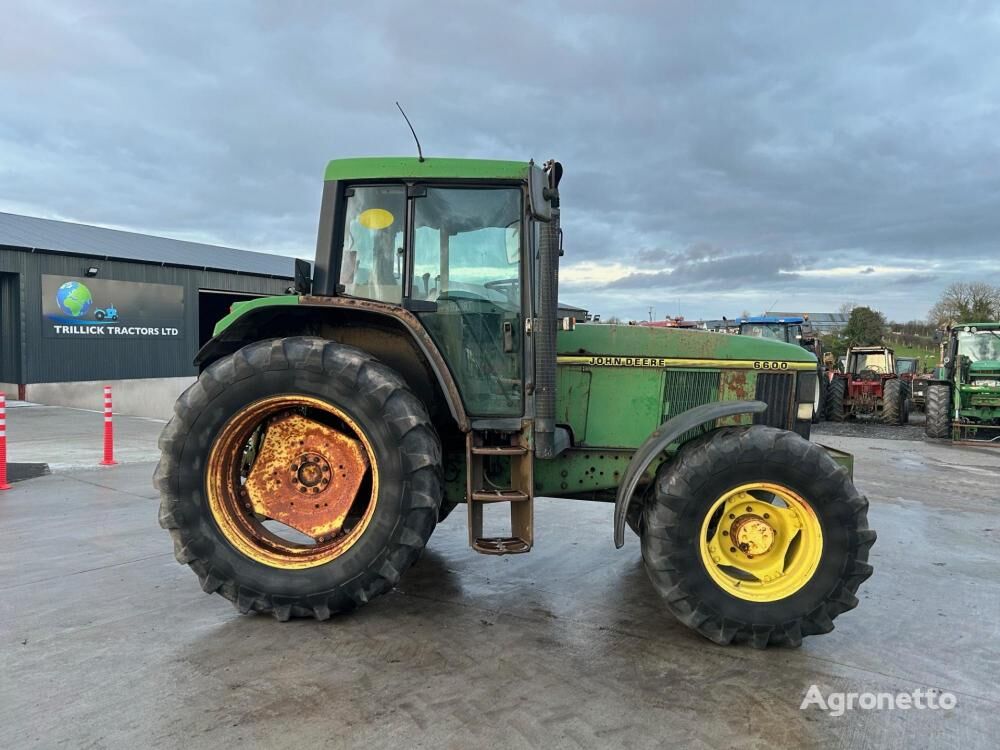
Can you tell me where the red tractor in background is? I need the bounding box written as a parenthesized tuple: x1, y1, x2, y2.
(826, 345, 909, 424)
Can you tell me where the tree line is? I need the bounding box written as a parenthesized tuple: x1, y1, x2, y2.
(820, 281, 1000, 358)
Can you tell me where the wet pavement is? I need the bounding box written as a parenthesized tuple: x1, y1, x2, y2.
(1, 413, 998, 748)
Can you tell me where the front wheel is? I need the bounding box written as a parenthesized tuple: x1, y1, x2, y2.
(642, 426, 875, 648)
(924, 383, 952, 439)
(825, 377, 846, 422)
(155, 337, 443, 619)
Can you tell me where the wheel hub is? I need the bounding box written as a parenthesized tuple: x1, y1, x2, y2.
(243, 412, 369, 540)
(292, 453, 331, 490)
(731, 514, 776, 557)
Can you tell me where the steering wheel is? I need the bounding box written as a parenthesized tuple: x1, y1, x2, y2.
(858, 368, 882, 381)
(484, 278, 520, 304)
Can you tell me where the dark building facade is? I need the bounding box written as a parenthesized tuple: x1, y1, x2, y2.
(0, 212, 297, 392)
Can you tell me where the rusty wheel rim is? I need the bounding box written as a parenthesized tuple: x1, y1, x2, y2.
(207, 395, 379, 569)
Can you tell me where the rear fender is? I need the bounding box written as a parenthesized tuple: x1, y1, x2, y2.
(612, 400, 767, 548)
(194, 296, 470, 431)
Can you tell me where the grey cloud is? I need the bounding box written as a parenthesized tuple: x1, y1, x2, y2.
(606, 248, 803, 289)
(2, 1, 1000, 322)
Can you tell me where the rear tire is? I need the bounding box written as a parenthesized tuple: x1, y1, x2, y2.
(924, 383, 952, 439)
(881, 379, 905, 425)
(155, 337, 443, 620)
(642, 426, 875, 648)
(825, 377, 846, 422)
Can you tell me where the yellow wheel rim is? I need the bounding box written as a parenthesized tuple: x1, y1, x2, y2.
(206, 395, 379, 570)
(698, 482, 823, 602)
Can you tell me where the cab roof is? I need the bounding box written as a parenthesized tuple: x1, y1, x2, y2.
(324, 157, 532, 182)
(737, 316, 805, 325)
(954, 322, 1000, 330)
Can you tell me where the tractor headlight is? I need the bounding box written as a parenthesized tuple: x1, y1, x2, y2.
(797, 403, 814, 421)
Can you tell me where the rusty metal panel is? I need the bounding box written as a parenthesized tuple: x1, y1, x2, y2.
(717, 370, 757, 427)
(244, 413, 369, 540)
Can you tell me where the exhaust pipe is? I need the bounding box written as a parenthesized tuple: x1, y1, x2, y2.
(534, 160, 562, 459)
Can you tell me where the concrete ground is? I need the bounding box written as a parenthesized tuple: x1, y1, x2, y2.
(4, 401, 165, 469)
(1, 408, 998, 748)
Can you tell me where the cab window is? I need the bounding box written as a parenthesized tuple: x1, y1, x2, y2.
(338, 186, 406, 303)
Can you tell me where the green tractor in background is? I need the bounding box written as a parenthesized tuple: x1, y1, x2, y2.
(156, 157, 874, 648)
(925, 323, 1000, 442)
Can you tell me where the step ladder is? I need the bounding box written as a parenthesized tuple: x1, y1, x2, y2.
(466, 432, 533, 555)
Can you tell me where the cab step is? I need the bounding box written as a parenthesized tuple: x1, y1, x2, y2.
(466, 432, 533, 555)
(470, 445, 528, 456)
(471, 490, 530, 503)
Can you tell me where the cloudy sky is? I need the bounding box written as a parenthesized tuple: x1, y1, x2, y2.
(3, 1, 999, 322)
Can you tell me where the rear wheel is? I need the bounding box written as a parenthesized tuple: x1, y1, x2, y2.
(881, 379, 905, 425)
(642, 426, 875, 648)
(825, 377, 846, 422)
(924, 383, 952, 439)
(155, 337, 442, 619)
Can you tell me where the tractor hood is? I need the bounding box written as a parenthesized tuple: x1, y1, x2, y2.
(558, 323, 816, 364)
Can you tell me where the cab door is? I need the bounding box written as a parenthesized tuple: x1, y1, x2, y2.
(408, 186, 524, 417)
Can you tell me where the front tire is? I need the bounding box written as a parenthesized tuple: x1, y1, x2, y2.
(812, 372, 827, 423)
(924, 383, 952, 439)
(825, 377, 846, 422)
(155, 337, 443, 620)
(642, 426, 875, 648)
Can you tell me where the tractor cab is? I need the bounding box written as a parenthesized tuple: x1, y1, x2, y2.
(737, 316, 807, 344)
(847, 346, 894, 377)
(894, 356, 919, 376)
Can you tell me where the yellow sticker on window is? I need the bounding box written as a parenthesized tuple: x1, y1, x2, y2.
(358, 208, 395, 230)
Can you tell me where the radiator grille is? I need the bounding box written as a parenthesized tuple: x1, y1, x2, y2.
(754, 373, 795, 428)
(664, 370, 722, 419)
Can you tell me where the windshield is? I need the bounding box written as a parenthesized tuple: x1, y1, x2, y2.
(957, 331, 1000, 363)
(852, 353, 889, 373)
(895, 359, 917, 375)
(740, 323, 788, 341)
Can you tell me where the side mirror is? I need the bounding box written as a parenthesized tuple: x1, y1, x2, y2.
(294, 258, 313, 295)
(528, 164, 553, 220)
(932, 330, 943, 344)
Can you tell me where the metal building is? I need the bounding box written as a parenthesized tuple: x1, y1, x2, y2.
(0, 212, 297, 415)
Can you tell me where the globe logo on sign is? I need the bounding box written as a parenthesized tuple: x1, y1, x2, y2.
(56, 281, 94, 317)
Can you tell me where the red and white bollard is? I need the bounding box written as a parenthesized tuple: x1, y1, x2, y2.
(0, 392, 11, 490)
(100, 385, 117, 466)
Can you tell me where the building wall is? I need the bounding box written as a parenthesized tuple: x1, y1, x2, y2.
(0, 246, 290, 384)
(21, 376, 196, 419)
(0, 271, 22, 382)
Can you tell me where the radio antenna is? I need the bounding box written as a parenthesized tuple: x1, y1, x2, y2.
(395, 102, 425, 162)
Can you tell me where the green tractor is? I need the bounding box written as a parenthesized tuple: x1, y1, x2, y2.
(925, 322, 1000, 441)
(156, 157, 874, 648)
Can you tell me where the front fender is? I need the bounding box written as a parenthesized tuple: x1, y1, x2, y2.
(612, 400, 767, 548)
